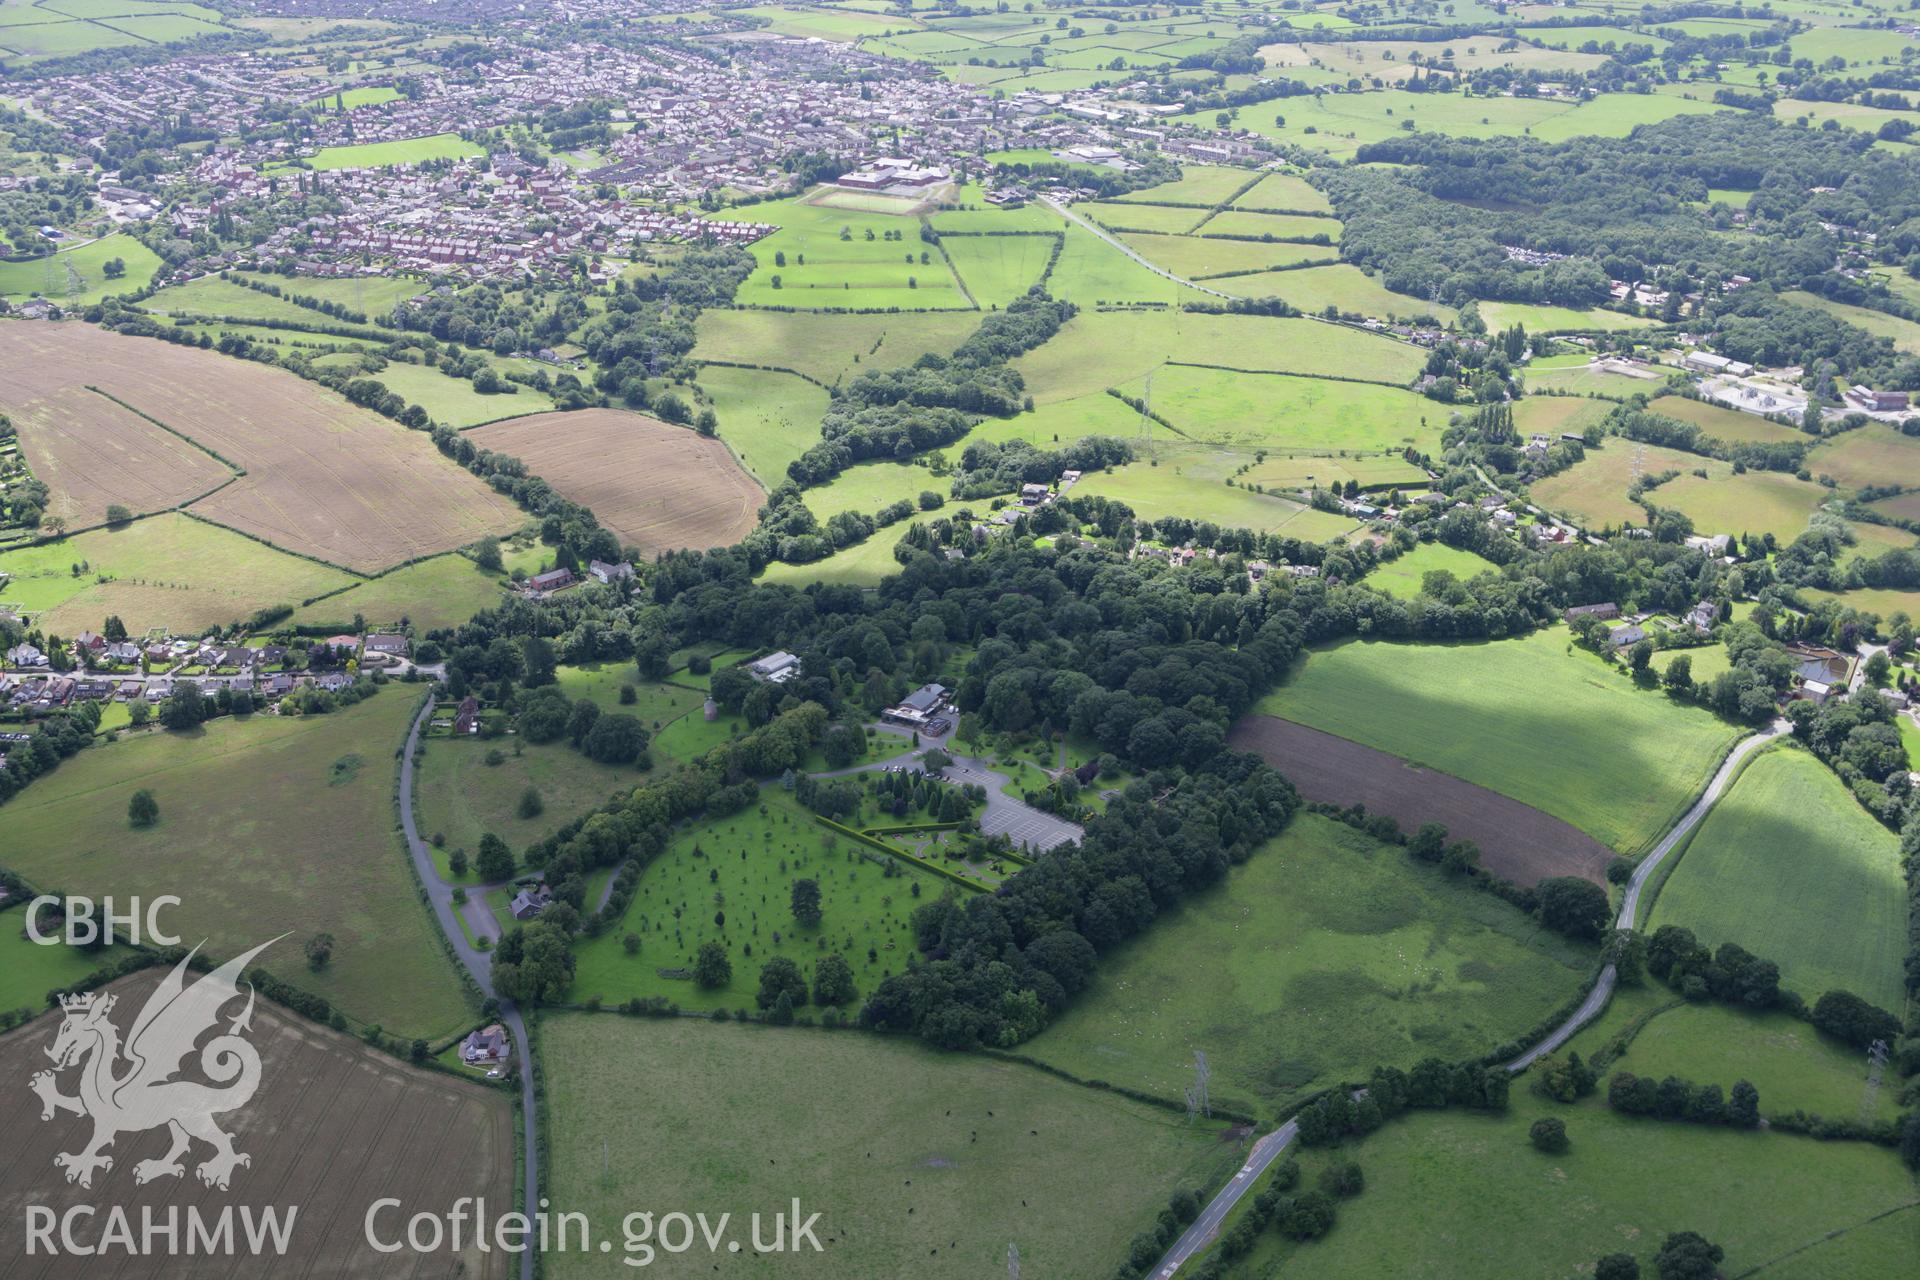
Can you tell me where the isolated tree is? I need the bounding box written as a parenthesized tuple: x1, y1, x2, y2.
(448, 848, 469, 878)
(475, 832, 515, 882)
(518, 787, 543, 819)
(581, 713, 648, 765)
(790, 877, 823, 927)
(1528, 1117, 1569, 1153)
(756, 955, 808, 1010)
(305, 932, 335, 972)
(104, 504, 132, 527)
(812, 952, 856, 1007)
(127, 788, 158, 828)
(693, 941, 732, 989)
(472, 536, 504, 573)
(1652, 1232, 1723, 1280)
(1594, 1255, 1640, 1280)
(1663, 654, 1693, 695)
(1536, 876, 1610, 941)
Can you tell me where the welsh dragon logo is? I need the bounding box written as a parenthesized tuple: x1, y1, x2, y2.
(30, 938, 282, 1191)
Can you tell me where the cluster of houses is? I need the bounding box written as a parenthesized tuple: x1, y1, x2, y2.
(0, 631, 410, 715)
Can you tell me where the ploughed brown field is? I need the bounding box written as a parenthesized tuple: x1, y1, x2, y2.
(0, 324, 519, 571)
(1228, 714, 1612, 887)
(0, 969, 513, 1279)
(466, 409, 762, 556)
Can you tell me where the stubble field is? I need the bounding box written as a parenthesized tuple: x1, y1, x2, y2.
(467, 409, 763, 556)
(0, 324, 520, 571)
(0, 970, 513, 1278)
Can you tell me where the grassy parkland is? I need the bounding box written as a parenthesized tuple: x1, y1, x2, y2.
(1025, 816, 1591, 1118)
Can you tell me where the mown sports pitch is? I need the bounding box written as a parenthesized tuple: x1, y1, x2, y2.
(1253, 628, 1742, 855)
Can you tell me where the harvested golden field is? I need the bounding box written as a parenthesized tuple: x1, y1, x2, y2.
(0, 324, 519, 571)
(467, 409, 763, 556)
(0, 373, 233, 529)
(0, 969, 514, 1278)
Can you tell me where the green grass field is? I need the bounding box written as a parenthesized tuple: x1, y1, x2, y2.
(1784, 290, 1920, 355)
(0, 232, 161, 304)
(287, 133, 483, 171)
(1115, 365, 1443, 453)
(568, 792, 952, 1011)
(1232, 170, 1333, 213)
(1195, 209, 1340, 242)
(1530, 440, 1723, 529)
(1658, 467, 1834, 544)
(0, 513, 357, 637)
(940, 232, 1058, 307)
(803, 460, 940, 521)
(1364, 542, 1498, 597)
(1024, 815, 1590, 1118)
(1203, 1088, 1920, 1278)
(759, 534, 907, 588)
(1015, 311, 1426, 407)
(1254, 628, 1742, 854)
(692, 308, 979, 386)
(1212, 262, 1452, 322)
(1477, 301, 1654, 333)
(1117, 233, 1335, 279)
(287, 552, 507, 632)
(148, 275, 366, 326)
(1650, 748, 1906, 1011)
(1084, 200, 1210, 235)
(370, 357, 557, 428)
(1114, 164, 1257, 205)
(1617, 1000, 1902, 1125)
(0, 923, 130, 1019)
(543, 1014, 1246, 1280)
(1805, 425, 1920, 494)
(0, 691, 471, 1038)
(1648, 394, 1804, 444)
(713, 194, 970, 310)
(697, 364, 831, 488)
(1074, 456, 1353, 536)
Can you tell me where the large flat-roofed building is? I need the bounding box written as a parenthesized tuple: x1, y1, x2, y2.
(884, 682, 948, 726)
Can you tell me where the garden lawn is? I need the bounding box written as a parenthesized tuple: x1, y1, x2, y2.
(1254, 627, 1741, 854)
(1649, 747, 1907, 1011)
(542, 1014, 1245, 1280)
(1364, 542, 1498, 597)
(1024, 815, 1591, 1118)
(568, 792, 949, 1011)
(0, 691, 471, 1039)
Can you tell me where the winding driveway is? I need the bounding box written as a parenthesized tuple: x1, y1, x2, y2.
(1150, 721, 1788, 1278)
(819, 727, 1085, 853)
(400, 696, 538, 1280)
